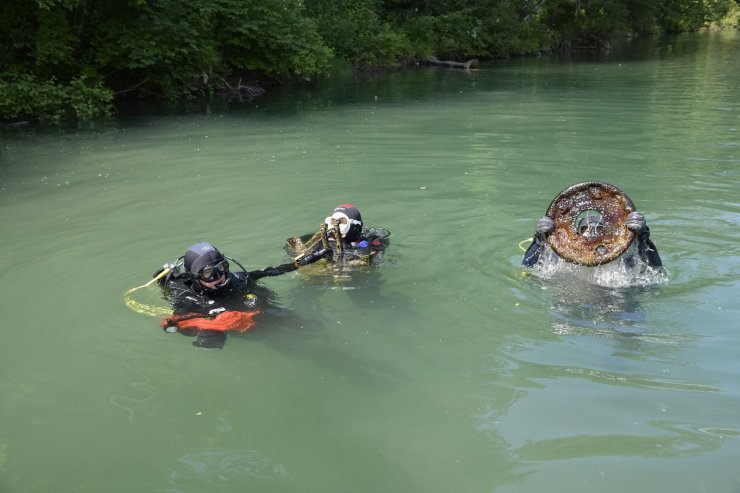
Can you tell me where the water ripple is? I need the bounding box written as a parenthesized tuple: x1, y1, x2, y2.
(165, 448, 287, 492)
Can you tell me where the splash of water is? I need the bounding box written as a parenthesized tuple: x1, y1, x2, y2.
(531, 244, 669, 288)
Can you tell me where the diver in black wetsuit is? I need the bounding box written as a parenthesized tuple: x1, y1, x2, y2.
(522, 212, 663, 269)
(287, 204, 390, 266)
(154, 242, 329, 348)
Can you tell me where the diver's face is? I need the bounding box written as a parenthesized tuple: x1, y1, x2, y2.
(197, 260, 229, 289)
(325, 212, 356, 237)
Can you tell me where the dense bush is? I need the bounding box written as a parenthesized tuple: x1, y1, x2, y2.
(306, 0, 414, 68)
(0, 73, 113, 125)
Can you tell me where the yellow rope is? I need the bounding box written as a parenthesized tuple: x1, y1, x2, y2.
(518, 237, 533, 252)
(124, 268, 172, 317)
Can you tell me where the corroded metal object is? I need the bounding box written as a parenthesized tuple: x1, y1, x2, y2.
(286, 236, 306, 256)
(545, 181, 636, 266)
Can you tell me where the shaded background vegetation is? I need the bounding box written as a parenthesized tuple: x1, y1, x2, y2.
(1, 0, 738, 124)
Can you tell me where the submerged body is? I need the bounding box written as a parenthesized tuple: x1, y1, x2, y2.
(522, 183, 666, 287)
(286, 203, 391, 270)
(522, 216, 663, 270)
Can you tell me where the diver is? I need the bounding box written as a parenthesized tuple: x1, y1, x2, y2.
(523, 210, 663, 269)
(286, 203, 391, 266)
(153, 241, 329, 348)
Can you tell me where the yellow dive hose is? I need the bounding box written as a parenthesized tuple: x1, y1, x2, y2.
(519, 237, 533, 252)
(124, 268, 172, 316)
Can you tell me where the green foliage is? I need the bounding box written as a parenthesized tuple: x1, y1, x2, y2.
(716, 1, 740, 27)
(89, 0, 223, 99)
(385, 0, 548, 58)
(657, 0, 736, 31)
(0, 73, 112, 125)
(1, 0, 736, 125)
(1, 0, 334, 124)
(540, 0, 632, 50)
(215, 0, 333, 79)
(306, 0, 413, 68)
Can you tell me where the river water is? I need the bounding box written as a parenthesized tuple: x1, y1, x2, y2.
(1, 30, 738, 493)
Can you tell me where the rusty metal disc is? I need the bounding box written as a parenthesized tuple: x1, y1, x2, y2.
(545, 181, 636, 266)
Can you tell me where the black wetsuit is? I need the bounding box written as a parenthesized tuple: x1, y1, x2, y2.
(157, 262, 299, 348)
(522, 228, 663, 268)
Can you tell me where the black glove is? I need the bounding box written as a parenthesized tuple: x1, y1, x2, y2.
(297, 248, 331, 266)
(625, 212, 646, 234)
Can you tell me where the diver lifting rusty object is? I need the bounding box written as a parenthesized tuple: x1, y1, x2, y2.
(545, 181, 636, 266)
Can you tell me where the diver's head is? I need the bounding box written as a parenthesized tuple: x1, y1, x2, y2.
(183, 242, 230, 290)
(325, 204, 363, 242)
(577, 213, 605, 237)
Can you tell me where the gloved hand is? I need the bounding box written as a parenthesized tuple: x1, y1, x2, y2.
(535, 216, 554, 235)
(625, 212, 646, 234)
(297, 248, 331, 266)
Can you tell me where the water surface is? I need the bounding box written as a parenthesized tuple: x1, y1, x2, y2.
(1, 30, 739, 493)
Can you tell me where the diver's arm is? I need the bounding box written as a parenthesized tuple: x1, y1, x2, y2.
(626, 212, 663, 268)
(636, 228, 663, 268)
(522, 240, 544, 267)
(522, 216, 553, 267)
(248, 262, 299, 280)
(249, 248, 331, 280)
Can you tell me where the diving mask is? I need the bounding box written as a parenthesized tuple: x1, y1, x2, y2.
(325, 212, 361, 238)
(199, 260, 229, 282)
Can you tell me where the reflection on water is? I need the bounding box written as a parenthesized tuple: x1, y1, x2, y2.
(514, 420, 724, 460)
(166, 449, 287, 492)
(524, 242, 672, 344)
(109, 364, 155, 423)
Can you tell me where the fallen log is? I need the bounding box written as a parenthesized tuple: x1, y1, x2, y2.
(215, 76, 265, 102)
(426, 56, 479, 70)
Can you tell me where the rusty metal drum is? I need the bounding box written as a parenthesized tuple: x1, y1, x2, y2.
(545, 181, 636, 266)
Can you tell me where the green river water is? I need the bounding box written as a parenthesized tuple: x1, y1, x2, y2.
(1, 30, 739, 493)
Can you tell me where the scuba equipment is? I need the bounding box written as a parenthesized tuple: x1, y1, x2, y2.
(544, 181, 636, 266)
(286, 223, 391, 276)
(325, 204, 363, 242)
(124, 246, 252, 319)
(184, 242, 225, 276)
(325, 212, 361, 238)
(196, 259, 230, 289)
(199, 259, 229, 281)
(124, 267, 174, 316)
(161, 309, 261, 333)
(184, 242, 230, 288)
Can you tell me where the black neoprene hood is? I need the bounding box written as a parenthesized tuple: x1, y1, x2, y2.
(332, 203, 363, 241)
(183, 242, 226, 275)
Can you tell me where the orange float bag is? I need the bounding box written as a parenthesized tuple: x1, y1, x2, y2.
(161, 310, 261, 333)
